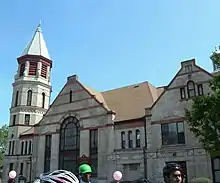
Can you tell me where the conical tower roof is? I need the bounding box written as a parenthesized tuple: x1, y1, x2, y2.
(21, 24, 51, 60)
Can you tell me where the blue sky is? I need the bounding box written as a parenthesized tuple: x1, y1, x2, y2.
(0, 0, 220, 124)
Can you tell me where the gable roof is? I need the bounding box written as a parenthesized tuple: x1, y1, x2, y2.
(62, 76, 163, 122)
(150, 59, 213, 110)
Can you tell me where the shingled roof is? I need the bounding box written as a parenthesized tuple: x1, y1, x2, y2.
(101, 82, 164, 122)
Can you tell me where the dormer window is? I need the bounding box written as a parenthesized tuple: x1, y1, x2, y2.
(185, 64, 192, 73)
(187, 81, 196, 97)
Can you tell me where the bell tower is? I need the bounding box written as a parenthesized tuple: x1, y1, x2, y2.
(3, 24, 52, 180)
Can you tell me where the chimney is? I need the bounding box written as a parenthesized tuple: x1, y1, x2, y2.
(67, 74, 78, 82)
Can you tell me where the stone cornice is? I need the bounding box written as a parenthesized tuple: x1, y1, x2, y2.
(10, 105, 48, 114)
(12, 79, 51, 90)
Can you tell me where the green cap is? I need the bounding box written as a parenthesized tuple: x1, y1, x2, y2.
(79, 164, 92, 174)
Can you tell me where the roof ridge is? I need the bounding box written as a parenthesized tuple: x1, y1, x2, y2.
(101, 81, 149, 93)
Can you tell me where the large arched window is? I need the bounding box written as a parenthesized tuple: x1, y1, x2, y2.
(59, 116, 80, 175)
(27, 90, 32, 106)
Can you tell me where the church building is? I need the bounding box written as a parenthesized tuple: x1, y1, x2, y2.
(3, 25, 220, 183)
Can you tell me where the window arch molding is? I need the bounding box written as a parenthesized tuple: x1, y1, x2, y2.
(187, 80, 196, 97)
(57, 112, 80, 131)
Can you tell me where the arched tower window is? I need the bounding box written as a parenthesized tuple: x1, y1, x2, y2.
(69, 90, 72, 103)
(27, 90, 32, 106)
(128, 131, 133, 148)
(42, 92, 45, 108)
(59, 116, 80, 175)
(121, 131, 125, 149)
(14, 91, 19, 107)
(187, 81, 196, 97)
(136, 129, 141, 148)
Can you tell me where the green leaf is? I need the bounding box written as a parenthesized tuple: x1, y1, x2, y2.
(0, 124, 8, 166)
(185, 51, 220, 156)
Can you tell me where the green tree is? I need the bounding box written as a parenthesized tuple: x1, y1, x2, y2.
(185, 51, 220, 156)
(0, 124, 8, 166)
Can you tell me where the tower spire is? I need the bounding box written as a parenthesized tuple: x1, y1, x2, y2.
(20, 24, 51, 60)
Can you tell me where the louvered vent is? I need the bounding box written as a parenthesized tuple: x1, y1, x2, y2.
(29, 62, 37, 75)
(19, 63, 25, 76)
(41, 64, 47, 78)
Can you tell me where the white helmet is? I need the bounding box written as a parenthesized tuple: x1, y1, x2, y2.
(39, 170, 79, 183)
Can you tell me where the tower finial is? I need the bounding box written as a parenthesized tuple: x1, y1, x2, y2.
(36, 21, 42, 32)
(38, 20, 41, 28)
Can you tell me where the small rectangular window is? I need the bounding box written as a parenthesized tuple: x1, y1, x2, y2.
(25, 141, 28, 154)
(12, 115, 16, 126)
(21, 141, 24, 155)
(10, 141, 15, 155)
(28, 140, 32, 154)
(25, 114, 30, 125)
(180, 88, 186, 99)
(20, 163, 24, 175)
(9, 163, 14, 171)
(185, 64, 192, 73)
(9, 141, 12, 155)
(14, 91, 19, 107)
(197, 84, 204, 96)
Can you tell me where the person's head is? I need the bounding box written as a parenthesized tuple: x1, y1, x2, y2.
(163, 163, 183, 183)
(38, 170, 79, 183)
(79, 164, 92, 181)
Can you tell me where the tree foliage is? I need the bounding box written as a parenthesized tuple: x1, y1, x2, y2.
(0, 124, 8, 166)
(185, 51, 220, 156)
